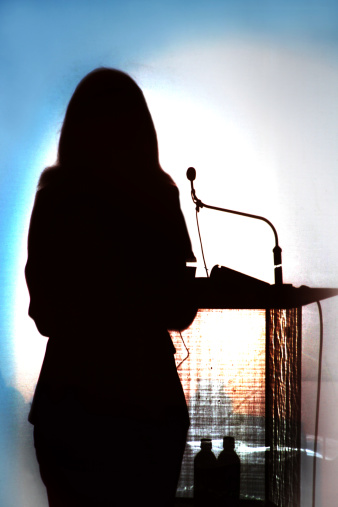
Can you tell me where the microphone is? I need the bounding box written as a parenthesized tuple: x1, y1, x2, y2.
(187, 167, 196, 181)
(187, 167, 283, 285)
(186, 167, 200, 207)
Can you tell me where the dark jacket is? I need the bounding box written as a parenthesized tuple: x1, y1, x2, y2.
(25, 166, 196, 423)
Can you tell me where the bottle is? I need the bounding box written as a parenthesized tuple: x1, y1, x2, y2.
(194, 438, 218, 506)
(216, 436, 240, 506)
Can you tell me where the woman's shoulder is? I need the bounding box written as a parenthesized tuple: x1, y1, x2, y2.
(37, 165, 67, 190)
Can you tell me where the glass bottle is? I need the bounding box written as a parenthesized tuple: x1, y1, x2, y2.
(216, 436, 240, 506)
(194, 438, 218, 506)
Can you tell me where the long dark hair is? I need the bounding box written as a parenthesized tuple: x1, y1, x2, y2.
(40, 68, 174, 188)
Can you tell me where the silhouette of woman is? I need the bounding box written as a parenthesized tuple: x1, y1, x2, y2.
(25, 68, 197, 506)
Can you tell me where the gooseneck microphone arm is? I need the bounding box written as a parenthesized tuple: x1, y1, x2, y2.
(186, 167, 283, 285)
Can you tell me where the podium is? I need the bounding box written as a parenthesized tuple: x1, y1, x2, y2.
(182, 266, 338, 507)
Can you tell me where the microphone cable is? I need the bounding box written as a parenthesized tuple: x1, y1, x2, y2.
(196, 208, 209, 278)
(312, 300, 324, 507)
(176, 331, 190, 369)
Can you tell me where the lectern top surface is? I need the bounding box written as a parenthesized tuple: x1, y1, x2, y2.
(193, 266, 338, 309)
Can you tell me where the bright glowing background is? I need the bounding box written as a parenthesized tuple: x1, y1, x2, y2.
(1, 1, 338, 506)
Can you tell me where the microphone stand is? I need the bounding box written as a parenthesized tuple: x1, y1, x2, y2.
(186, 167, 283, 286)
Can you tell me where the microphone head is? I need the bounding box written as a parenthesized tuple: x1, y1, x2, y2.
(187, 167, 196, 182)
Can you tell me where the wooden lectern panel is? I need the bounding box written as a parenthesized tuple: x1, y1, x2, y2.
(266, 308, 302, 507)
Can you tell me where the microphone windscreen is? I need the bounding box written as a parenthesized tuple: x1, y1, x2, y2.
(187, 167, 196, 181)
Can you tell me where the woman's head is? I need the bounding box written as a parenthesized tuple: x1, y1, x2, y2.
(57, 68, 160, 177)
